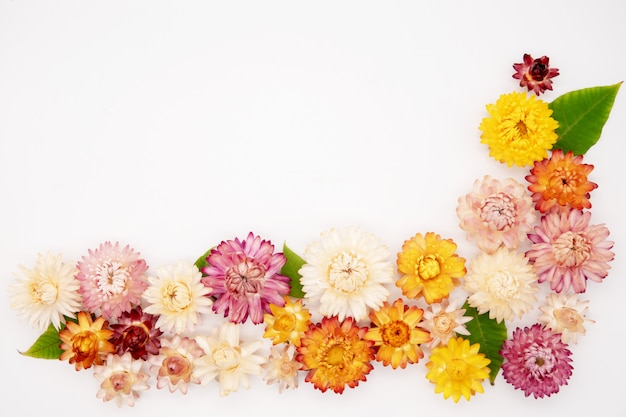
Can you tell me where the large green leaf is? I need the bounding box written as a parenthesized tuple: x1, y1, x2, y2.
(20, 323, 64, 359)
(462, 301, 508, 385)
(549, 82, 622, 155)
(281, 243, 305, 298)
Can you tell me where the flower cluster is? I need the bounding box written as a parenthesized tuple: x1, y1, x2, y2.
(7, 53, 618, 406)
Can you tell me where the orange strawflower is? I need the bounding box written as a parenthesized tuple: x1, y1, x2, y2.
(526, 149, 598, 213)
(364, 298, 431, 369)
(296, 316, 374, 394)
(59, 311, 115, 371)
(396, 232, 466, 304)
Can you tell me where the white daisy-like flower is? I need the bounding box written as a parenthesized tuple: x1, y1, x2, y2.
(299, 226, 394, 321)
(464, 247, 539, 323)
(193, 322, 266, 396)
(538, 292, 594, 344)
(420, 298, 472, 349)
(8, 252, 82, 331)
(94, 352, 150, 407)
(143, 261, 213, 334)
(262, 343, 302, 393)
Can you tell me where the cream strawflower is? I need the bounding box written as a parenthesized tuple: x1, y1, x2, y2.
(193, 322, 266, 396)
(538, 293, 594, 344)
(143, 261, 213, 334)
(93, 352, 150, 407)
(420, 298, 472, 349)
(299, 226, 394, 321)
(262, 344, 302, 392)
(464, 248, 539, 323)
(9, 252, 82, 331)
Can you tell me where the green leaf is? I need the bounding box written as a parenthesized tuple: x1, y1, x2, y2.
(462, 302, 508, 385)
(194, 247, 214, 272)
(20, 323, 64, 359)
(549, 82, 622, 155)
(281, 243, 305, 298)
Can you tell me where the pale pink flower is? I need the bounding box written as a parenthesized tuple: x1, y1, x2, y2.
(150, 335, 204, 394)
(76, 242, 149, 320)
(538, 293, 594, 344)
(457, 175, 536, 254)
(201, 232, 291, 324)
(526, 209, 614, 293)
(262, 344, 302, 392)
(93, 352, 150, 407)
(420, 299, 472, 349)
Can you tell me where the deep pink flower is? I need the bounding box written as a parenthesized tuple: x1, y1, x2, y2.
(513, 53, 559, 95)
(76, 242, 149, 320)
(500, 323, 573, 398)
(526, 208, 614, 293)
(201, 232, 291, 324)
(110, 306, 162, 360)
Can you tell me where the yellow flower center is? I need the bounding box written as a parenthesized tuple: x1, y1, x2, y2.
(552, 231, 591, 267)
(95, 261, 129, 296)
(273, 312, 297, 332)
(447, 359, 468, 380)
(213, 345, 241, 371)
(434, 314, 454, 334)
(554, 307, 584, 331)
(516, 120, 528, 136)
(30, 280, 58, 305)
(326, 345, 348, 366)
(479, 192, 516, 230)
(487, 271, 518, 299)
(381, 321, 410, 347)
(328, 251, 369, 293)
(161, 282, 192, 312)
(416, 255, 441, 280)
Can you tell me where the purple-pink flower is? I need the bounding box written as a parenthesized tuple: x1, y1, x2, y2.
(110, 306, 162, 360)
(526, 208, 614, 293)
(76, 242, 149, 320)
(500, 323, 573, 398)
(513, 53, 559, 95)
(201, 232, 291, 324)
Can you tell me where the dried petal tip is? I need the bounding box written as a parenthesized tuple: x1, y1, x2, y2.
(513, 53, 559, 95)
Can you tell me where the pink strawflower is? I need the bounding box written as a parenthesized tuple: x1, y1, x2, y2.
(201, 232, 291, 324)
(110, 306, 162, 360)
(500, 323, 573, 398)
(513, 53, 559, 95)
(93, 352, 150, 407)
(457, 175, 536, 253)
(526, 209, 614, 293)
(149, 335, 204, 394)
(76, 242, 149, 320)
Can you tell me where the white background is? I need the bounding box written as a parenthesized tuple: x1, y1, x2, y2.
(1, 1, 625, 416)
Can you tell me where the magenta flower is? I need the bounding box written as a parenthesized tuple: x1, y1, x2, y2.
(76, 242, 149, 320)
(526, 209, 614, 293)
(110, 306, 162, 360)
(513, 53, 559, 95)
(500, 323, 573, 398)
(201, 232, 291, 324)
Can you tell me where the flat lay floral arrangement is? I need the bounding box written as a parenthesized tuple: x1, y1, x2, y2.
(8, 53, 621, 407)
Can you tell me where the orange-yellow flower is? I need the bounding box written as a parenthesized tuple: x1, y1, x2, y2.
(396, 232, 466, 304)
(263, 297, 312, 346)
(364, 298, 431, 369)
(425, 337, 491, 402)
(59, 311, 115, 370)
(526, 149, 598, 213)
(479, 92, 559, 167)
(296, 316, 374, 394)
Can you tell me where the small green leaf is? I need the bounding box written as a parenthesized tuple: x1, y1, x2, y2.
(20, 323, 64, 359)
(549, 82, 622, 155)
(194, 247, 214, 272)
(462, 302, 508, 385)
(281, 243, 305, 298)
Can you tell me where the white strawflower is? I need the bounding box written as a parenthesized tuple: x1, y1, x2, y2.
(464, 247, 539, 323)
(143, 261, 213, 334)
(8, 252, 82, 330)
(420, 298, 472, 349)
(299, 226, 394, 321)
(193, 322, 266, 396)
(94, 353, 150, 407)
(538, 292, 594, 344)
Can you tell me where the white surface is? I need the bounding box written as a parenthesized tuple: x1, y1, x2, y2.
(1, 1, 624, 415)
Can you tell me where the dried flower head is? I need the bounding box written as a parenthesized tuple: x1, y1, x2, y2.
(513, 53, 559, 95)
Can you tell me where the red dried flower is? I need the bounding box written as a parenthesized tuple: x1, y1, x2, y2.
(110, 306, 163, 360)
(513, 53, 559, 95)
